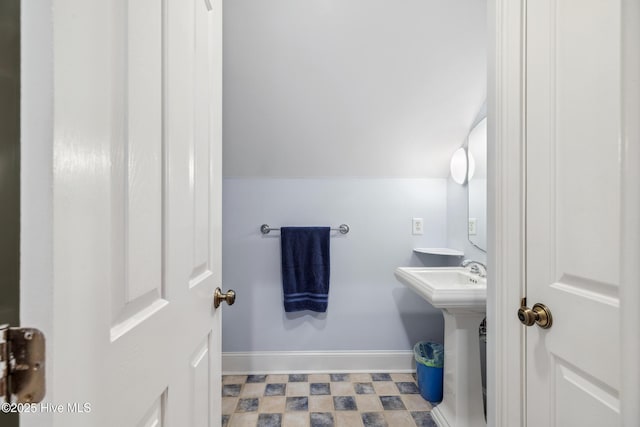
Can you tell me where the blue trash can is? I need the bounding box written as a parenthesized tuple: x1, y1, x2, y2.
(414, 341, 444, 403)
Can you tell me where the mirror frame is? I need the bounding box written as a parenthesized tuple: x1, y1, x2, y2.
(467, 117, 487, 252)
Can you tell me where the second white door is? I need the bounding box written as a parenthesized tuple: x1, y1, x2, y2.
(525, 0, 624, 425)
(22, 0, 224, 426)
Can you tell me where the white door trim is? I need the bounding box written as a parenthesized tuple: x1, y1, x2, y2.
(620, 0, 640, 424)
(21, 1, 54, 425)
(488, 0, 525, 426)
(490, 0, 640, 426)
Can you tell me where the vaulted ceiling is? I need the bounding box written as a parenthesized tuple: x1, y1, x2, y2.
(223, 0, 487, 178)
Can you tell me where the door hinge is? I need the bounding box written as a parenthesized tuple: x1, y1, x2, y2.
(0, 324, 45, 404)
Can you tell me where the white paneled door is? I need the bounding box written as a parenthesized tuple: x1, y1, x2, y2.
(25, 0, 224, 426)
(525, 0, 625, 425)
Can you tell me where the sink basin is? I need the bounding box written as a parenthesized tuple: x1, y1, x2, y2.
(394, 266, 487, 427)
(394, 267, 486, 311)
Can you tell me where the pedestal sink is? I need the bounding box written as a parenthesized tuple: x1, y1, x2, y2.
(394, 267, 486, 427)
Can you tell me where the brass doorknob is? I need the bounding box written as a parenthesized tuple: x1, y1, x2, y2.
(214, 287, 236, 308)
(517, 302, 552, 329)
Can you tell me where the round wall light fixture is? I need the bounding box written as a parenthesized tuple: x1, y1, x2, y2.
(450, 147, 468, 184)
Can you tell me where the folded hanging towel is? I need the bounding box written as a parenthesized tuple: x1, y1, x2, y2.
(280, 227, 331, 313)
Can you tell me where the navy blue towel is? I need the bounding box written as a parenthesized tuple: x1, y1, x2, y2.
(280, 227, 331, 312)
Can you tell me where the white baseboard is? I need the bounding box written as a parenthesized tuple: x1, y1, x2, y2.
(222, 350, 415, 375)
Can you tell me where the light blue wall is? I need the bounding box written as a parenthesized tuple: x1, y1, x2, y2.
(221, 178, 457, 352)
(221, 1, 487, 354)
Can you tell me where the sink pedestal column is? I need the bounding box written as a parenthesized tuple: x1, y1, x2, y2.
(430, 309, 485, 427)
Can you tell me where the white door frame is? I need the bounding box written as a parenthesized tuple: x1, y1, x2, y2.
(619, 2, 640, 426)
(488, 0, 640, 426)
(21, 1, 54, 423)
(487, 0, 525, 425)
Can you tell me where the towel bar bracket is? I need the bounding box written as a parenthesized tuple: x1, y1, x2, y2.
(260, 224, 350, 235)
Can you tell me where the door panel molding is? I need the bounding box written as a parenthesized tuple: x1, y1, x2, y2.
(553, 359, 619, 426)
(190, 336, 211, 427)
(137, 393, 166, 427)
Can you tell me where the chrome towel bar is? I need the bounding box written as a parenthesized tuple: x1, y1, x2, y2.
(260, 224, 350, 235)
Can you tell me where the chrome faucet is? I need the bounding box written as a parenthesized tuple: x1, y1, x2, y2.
(461, 259, 487, 278)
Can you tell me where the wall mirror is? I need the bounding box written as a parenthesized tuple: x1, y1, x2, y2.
(467, 117, 487, 251)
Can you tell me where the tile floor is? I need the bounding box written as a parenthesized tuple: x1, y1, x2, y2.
(222, 373, 437, 427)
